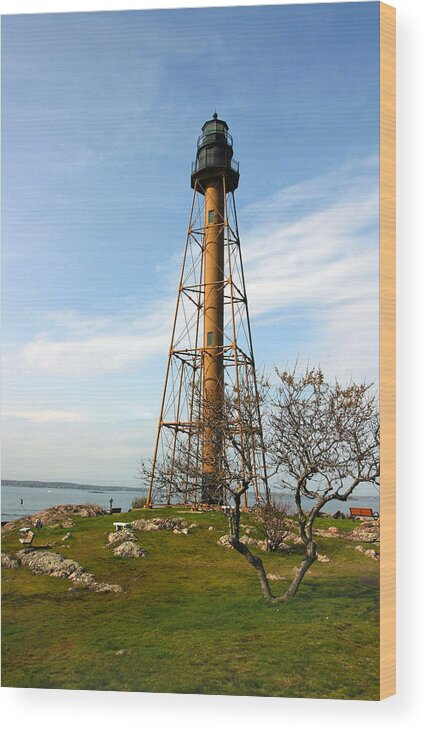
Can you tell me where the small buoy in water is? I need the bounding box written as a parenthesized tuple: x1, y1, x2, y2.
(20, 498, 23, 505)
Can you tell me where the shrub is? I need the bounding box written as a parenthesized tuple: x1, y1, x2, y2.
(254, 498, 292, 552)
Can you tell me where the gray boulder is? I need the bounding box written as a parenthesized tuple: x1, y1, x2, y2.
(317, 553, 330, 563)
(69, 580, 122, 594)
(113, 541, 146, 558)
(1, 552, 20, 569)
(86, 581, 122, 593)
(350, 521, 380, 543)
(239, 534, 258, 547)
(355, 544, 380, 560)
(217, 534, 232, 548)
(107, 528, 137, 545)
(364, 548, 380, 560)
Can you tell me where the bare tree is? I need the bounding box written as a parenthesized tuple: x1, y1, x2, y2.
(237, 368, 379, 603)
(139, 375, 278, 604)
(265, 366, 380, 600)
(139, 372, 269, 510)
(139, 366, 379, 604)
(200, 366, 380, 604)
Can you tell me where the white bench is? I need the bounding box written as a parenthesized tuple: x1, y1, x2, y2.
(113, 522, 131, 532)
(19, 529, 34, 545)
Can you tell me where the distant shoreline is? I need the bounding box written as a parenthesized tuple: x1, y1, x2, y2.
(1, 480, 136, 492)
(1, 480, 378, 502)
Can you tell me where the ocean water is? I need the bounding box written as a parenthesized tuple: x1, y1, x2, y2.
(1, 482, 380, 523)
(1, 484, 143, 522)
(274, 491, 380, 517)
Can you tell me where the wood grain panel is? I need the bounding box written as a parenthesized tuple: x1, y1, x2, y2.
(379, 1, 396, 701)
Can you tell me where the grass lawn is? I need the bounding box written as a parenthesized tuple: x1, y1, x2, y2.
(1, 508, 379, 699)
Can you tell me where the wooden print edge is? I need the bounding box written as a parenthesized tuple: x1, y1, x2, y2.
(379, 1, 396, 701)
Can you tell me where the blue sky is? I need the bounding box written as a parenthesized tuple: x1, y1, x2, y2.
(1, 3, 380, 485)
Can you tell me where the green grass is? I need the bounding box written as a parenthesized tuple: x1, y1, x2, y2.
(1, 508, 379, 698)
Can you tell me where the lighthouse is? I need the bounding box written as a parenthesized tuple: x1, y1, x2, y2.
(191, 114, 239, 500)
(146, 115, 267, 507)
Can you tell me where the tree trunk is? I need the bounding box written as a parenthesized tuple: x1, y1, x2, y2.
(227, 492, 318, 604)
(273, 540, 317, 603)
(229, 536, 274, 602)
(228, 493, 273, 602)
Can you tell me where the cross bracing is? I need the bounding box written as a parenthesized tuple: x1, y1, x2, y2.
(146, 175, 268, 507)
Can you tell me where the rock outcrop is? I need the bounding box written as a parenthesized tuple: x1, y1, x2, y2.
(70, 580, 122, 593)
(349, 521, 380, 543)
(355, 544, 380, 560)
(217, 533, 290, 553)
(17, 549, 87, 580)
(113, 541, 146, 559)
(1, 552, 20, 569)
(289, 535, 305, 545)
(317, 553, 330, 563)
(106, 527, 146, 559)
(239, 534, 258, 547)
(131, 517, 196, 533)
(11, 549, 122, 592)
(315, 526, 345, 539)
(2, 504, 106, 533)
(107, 528, 137, 545)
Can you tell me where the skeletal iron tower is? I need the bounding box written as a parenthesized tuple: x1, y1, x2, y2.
(146, 114, 268, 507)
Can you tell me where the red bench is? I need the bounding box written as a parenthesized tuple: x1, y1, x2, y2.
(349, 507, 379, 521)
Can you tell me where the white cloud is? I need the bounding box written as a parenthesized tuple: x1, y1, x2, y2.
(241, 157, 379, 383)
(9, 157, 378, 387)
(13, 299, 174, 378)
(3, 409, 89, 424)
(21, 332, 167, 377)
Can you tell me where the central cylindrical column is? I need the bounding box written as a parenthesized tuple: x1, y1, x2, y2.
(202, 180, 224, 502)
